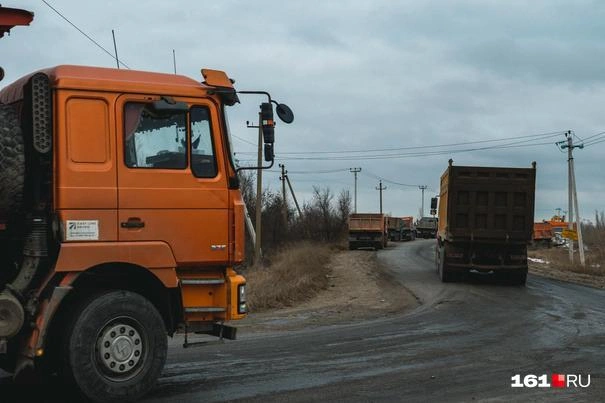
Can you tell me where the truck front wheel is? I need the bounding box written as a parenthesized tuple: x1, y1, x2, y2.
(64, 290, 167, 402)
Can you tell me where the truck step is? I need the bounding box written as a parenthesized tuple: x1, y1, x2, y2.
(180, 278, 225, 285)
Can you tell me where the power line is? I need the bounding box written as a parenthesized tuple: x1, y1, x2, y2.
(243, 130, 565, 156)
(41, 0, 131, 69)
(231, 134, 257, 147)
(279, 137, 558, 161)
(584, 137, 605, 147)
(581, 131, 605, 143)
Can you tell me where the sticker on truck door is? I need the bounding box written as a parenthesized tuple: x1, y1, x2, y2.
(65, 220, 99, 241)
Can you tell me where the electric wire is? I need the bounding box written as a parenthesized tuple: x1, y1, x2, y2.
(235, 130, 565, 156)
(41, 0, 131, 69)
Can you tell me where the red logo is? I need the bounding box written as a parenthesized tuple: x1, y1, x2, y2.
(552, 374, 566, 388)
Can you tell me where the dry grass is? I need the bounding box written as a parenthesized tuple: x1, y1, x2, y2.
(245, 242, 333, 311)
(531, 247, 604, 276)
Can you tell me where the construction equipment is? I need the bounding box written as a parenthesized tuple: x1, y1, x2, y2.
(401, 216, 416, 241)
(436, 160, 536, 285)
(387, 216, 404, 241)
(416, 216, 438, 238)
(533, 221, 553, 247)
(348, 213, 386, 250)
(0, 13, 293, 399)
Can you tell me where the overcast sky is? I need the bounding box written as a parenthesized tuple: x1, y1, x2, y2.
(2, 1, 604, 221)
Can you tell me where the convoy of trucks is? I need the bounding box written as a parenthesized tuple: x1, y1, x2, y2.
(0, 6, 295, 401)
(435, 160, 536, 284)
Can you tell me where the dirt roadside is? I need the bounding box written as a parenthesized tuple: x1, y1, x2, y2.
(233, 249, 419, 333)
(528, 249, 605, 289)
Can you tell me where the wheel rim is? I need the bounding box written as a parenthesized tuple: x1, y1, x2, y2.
(95, 316, 147, 381)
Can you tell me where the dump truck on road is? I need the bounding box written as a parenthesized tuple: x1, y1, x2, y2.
(348, 213, 386, 250)
(387, 216, 404, 241)
(436, 160, 536, 285)
(0, 10, 294, 400)
(401, 216, 416, 241)
(416, 216, 438, 238)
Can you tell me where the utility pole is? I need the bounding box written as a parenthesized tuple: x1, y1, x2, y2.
(285, 174, 302, 217)
(254, 113, 263, 264)
(376, 180, 386, 214)
(559, 131, 585, 266)
(349, 167, 362, 213)
(419, 185, 428, 217)
(279, 163, 287, 227)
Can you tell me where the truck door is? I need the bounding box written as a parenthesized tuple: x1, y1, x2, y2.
(116, 95, 229, 265)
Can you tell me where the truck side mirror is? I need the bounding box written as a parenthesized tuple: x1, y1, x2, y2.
(430, 197, 438, 209)
(276, 103, 294, 124)
(0, 67, 4, 82)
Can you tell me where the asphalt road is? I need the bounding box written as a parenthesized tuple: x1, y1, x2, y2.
(3, 240, 604, 402)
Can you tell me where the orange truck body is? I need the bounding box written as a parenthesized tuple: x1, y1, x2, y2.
(0, 64, 260, 400)
(348, 213, 386, 250)
(401, 216, 416, 241)
(533, 222, 553, 241)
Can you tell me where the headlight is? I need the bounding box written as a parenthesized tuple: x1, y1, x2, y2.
(237, 284, 247, 314)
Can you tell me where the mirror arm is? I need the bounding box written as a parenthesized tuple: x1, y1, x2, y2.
(237, 90, 273, 104)
(235, 159, 274, 173)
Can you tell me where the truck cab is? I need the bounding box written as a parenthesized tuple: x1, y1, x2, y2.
(0, 65, 290, 401)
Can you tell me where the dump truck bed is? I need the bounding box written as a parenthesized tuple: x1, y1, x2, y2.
(349, 213, 385, 232)
(438, 164, 536, 243)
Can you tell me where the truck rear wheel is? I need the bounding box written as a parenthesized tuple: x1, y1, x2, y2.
(63, 290, 167, 402)
(0, 104, 25, 215)
(437, 245, 455, 282)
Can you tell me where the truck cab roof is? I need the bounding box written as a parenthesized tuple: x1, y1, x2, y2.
(0, 65, 222, 104)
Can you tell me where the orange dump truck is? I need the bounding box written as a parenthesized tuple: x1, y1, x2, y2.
(348, 213, 386, 250)
(0, 16, 294, 399)
(387, 216, 404, 241)
(401, 216, 416, 241)
(436, 160, 536, 285)
(533, 221, 553, 247)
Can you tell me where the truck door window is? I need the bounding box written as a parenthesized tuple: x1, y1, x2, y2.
(124, 102, 187, 169)
(190, 106, 217, 178)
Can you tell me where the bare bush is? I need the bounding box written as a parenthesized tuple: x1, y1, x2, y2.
(246, 242, 332, 310)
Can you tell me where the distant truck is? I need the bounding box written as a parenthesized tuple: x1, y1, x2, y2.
(416, 217, 438, 238)
(349, 213, 386, 250)
(533, 221, 553, 247)
(401, 216, 416, 241)
(436, 160, 536, 285)
(387, 216, 404, 241)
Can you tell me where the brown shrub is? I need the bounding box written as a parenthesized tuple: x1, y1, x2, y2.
(245, 242, 333, 311)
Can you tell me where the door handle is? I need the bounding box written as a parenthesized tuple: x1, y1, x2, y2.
(121, 218, 145, 229)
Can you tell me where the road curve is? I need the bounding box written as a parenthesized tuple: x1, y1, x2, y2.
(2, 240, 604, 402)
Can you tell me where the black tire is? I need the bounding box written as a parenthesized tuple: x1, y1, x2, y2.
(438, 244, 455, 282)
(507, 269, 528, 286)
(63, 290, 167, 402)
(0, 104, 25, 215)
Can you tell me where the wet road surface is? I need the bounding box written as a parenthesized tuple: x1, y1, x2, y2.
(148, 240, 605, 402)
(3, 240, 604, 402)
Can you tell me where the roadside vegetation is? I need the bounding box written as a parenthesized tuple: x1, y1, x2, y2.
(245, 242, 333, 310)
(237, 171, 352, 310)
